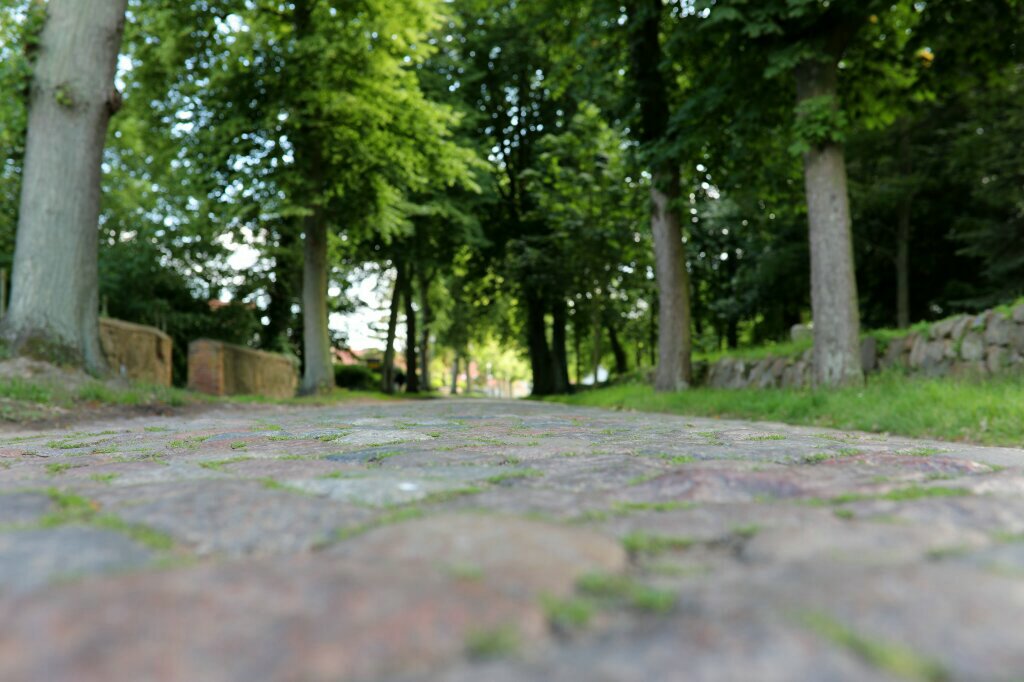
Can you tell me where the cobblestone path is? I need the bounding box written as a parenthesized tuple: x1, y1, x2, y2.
(1, 398, 1022, 681)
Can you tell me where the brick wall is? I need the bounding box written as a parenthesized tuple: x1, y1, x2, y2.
(188, 339, 298, 398)
(99, 318, 173, 386)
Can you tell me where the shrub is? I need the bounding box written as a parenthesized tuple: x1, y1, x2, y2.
(333, 364, 379, 391)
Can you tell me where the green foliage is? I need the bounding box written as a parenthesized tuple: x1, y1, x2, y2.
(333, 364, 380, 392)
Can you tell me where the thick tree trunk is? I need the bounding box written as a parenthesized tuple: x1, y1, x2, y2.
(607, 323, 629, 376)
(1, 0, 128, 372)
(551, 298, 570, 394)
(402, 265, 419, 394)
(650, 169, 692, 390)
(795, 59, 863, 387)
(526, 294, 553, 396)
(299, 215, 332, 395)
(381, 264, 404, 394)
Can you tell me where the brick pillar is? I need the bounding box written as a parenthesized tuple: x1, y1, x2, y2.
(188, 339, 225, 396)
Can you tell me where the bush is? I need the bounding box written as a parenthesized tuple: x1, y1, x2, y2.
(333, 364, 379, 391)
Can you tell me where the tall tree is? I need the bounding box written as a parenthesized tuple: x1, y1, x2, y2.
(624, 0, 693, 391)
(1, 0, 128, 370)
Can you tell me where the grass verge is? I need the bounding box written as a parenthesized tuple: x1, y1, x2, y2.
(547, 373, 1024, 447)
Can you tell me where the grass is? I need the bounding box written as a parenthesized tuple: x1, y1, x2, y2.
(486, 468, 544, 484)
(548, 372, 1024, 447)
(576, 572, 676, 614)
(621, 531, 694, 557)
(198, 456, 252, 472)
(38, 489, 175, 550)
(464, 626, 520, 660)
(816, 485, 972, 506)
(542, 595, 595, 632)
(801, 612, 949, 681)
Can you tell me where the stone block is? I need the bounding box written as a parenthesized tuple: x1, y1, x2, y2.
(951, 361, 987, 380)
(1013, 304, 1024, 323)
(790, 323, 812, 343)
(960, 332, 985, 362)
(984, 314, 1013, 346)
(99, 317, 173, 386)
(986, 346, 1007, 375)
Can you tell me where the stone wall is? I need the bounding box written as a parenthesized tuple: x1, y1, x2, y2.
(702, 303, 1024, 390)
(99, 318, 173, 386)
(187, 339, 298, 398)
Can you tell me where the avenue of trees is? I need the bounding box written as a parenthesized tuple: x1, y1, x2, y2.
(0, 0, 1020, 395)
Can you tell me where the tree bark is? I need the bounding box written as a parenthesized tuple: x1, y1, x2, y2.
(626, 0, 692, 392)
(381, 263, 404, 394)
(403, 264, 419, 393)
(795, 59, 863, 387)
(550, 298, 570, 394)
(298, 213, 333, 395)
(650, 168, 693, 390)
(525, 293, 553, 396)
(2, 0, 128, 372)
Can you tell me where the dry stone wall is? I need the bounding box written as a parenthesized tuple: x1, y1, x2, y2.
(702, 303, 1024, 389)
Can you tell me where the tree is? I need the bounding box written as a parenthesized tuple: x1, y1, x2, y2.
(130, 0, 477, 395)
(623, 0, 693, 391)
(1, 0, 128, 371)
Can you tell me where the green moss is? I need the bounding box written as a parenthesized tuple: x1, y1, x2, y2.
(198, 456, 252, 472)
(45, 462, 74, 475)
(576, 573, 676, 614)
(801, 612, 949, 681)
(486, 468, 543, 484)
(611, 501, 695, 513)
(464, 626, 520, 660)
(89, 473, 119, 484)
(542, 595, 594, 632)
(622, 531, 694, 557)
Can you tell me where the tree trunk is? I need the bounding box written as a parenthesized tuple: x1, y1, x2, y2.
(403, 264, 419, 393)
(574, 318, 583, 386)
(450, 354, 459, 395)
(795, 59, 863, 387)
(1, 0, 128, 372)
(551, 298, 570, 394)
(650, 169, 692, 390)
(299, 214, 332, 395)
(526, 293, 553, 396)
(381, 264, 404, 394)
(419, 273, 431, 391)
(896, 199, 911, 329)
(607, 323, 629, 376)
(626, 0, 692, 392)
(895, 123, 913, 329)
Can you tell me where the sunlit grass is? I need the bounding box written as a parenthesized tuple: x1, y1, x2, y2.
(548, 372, 1024, 447)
